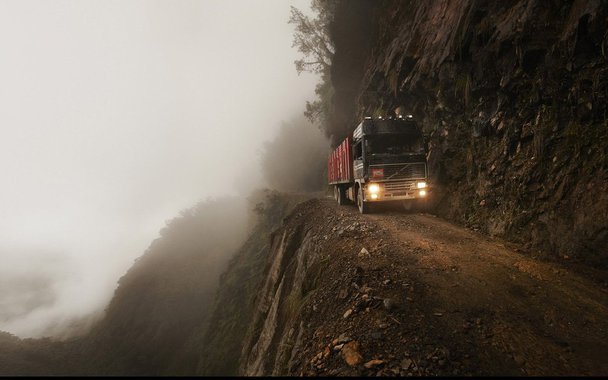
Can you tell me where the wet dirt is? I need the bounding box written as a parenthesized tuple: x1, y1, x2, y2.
(294, 198, 608, 376)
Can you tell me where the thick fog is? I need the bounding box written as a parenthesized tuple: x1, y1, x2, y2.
(0, 0, 321, 338)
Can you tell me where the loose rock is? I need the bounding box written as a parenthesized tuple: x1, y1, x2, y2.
(358, 247, 371, 258)
(364, 359, 384, 369)
(341, 341, 363, 366)
(383, 298, 395, 311)
(323, 346, 331, 359)
(337, 334, 352, 344)
(401, 358, 413, 369)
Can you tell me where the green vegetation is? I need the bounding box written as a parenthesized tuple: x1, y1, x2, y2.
(289, 0, 335, 127)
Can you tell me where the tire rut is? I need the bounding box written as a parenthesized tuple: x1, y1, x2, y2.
(364, 208, 608, 375)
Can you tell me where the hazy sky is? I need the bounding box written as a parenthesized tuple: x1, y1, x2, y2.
(0, 0, 318, 337)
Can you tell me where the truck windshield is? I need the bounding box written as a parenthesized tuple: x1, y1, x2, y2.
(366, 134, 424, 155)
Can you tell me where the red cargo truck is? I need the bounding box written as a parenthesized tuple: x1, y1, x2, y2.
(328, 116, 429, 214)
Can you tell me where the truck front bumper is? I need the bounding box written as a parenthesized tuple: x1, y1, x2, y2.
(363, 180, 428, 202)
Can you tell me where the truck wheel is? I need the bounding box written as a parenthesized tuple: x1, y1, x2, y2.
(337, 185, 347, 205)
(357, 186, 371, 214)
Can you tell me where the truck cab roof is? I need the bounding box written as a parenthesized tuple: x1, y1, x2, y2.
(353, 117, 420, 140)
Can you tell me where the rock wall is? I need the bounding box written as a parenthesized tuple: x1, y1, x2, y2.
(329, 0, 608, 267)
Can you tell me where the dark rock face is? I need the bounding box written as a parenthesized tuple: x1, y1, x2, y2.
(329, 0, 608, 267)
(328, 0, 377, 145)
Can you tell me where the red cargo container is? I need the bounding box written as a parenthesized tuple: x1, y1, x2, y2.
(328, 135, 353, 185)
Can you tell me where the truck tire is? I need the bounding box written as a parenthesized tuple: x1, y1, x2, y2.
(337, 185, 347, 205)
(357, 185, 371, 214)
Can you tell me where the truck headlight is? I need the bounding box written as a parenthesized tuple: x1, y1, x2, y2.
(417, 181, 427, 189)
(368, 183, 380, 193)
(419, 190, 427, 197)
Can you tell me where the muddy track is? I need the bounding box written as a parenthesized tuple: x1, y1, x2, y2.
(296, 198, 608, 376)
(369, 205, 608, 375)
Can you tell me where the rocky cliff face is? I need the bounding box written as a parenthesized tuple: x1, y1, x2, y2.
(238, 202, 328, 376)
(195, 191, 316, 376)
(328, 0, 608, 267)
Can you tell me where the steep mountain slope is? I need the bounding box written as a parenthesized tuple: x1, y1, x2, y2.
(195, 191, 314, 375)
(0, 331, 71, 375)
(0, 196, 249, 375)
(78, 197, 248, 375)
(0, 192, 315, 376)
(328, 0, 608, 267)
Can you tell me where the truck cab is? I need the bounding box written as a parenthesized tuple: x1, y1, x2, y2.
(328, 115, 429, 214)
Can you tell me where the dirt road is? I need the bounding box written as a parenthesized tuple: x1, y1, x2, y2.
(296, 198, 608, 376)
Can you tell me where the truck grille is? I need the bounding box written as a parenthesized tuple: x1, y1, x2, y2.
(384, 181, 416, 193)
(382, 181, 418, 197)
(369, 163, 426, 181)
